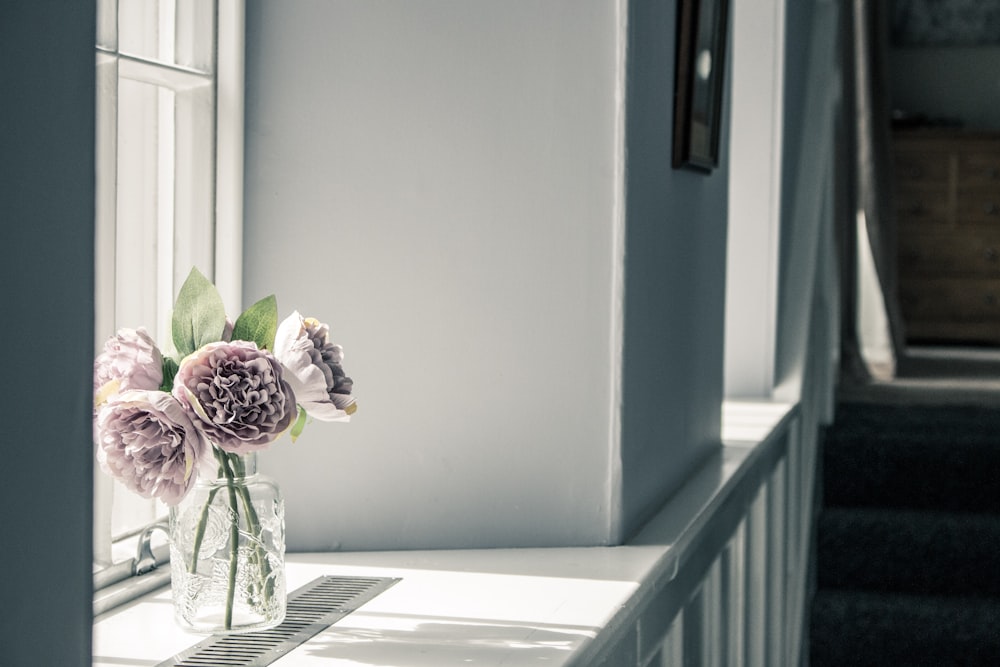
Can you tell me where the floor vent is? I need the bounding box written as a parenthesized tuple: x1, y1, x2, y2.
(157, 575, 400, 667)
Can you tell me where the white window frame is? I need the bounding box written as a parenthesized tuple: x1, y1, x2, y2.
(93, 0, 244, 581)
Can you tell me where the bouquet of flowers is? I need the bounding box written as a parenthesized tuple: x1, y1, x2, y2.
(93, 267, 355, 631)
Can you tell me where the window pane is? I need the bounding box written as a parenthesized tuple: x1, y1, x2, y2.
(173, 83, 216, 283)
(118, 0, 161, 63)
(176, 0, 216, 72)
(97, 0, 118, 51)
(118, 0, 216, 73)
(110, 481, 160, 541)
(114, 74, 214, 339)
(116, 78, 167, 339)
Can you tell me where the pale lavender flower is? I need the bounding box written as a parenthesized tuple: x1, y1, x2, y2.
(93, 328, 163, 406)
(172, 340, 296, 454)
(273, 311, 355, 422)
(95, 390, 212, 505)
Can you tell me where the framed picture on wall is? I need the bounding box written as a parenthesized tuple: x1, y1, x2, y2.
(672, 0, 730, 172)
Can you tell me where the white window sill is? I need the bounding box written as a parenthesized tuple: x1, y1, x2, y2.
(93, 400, 794, 667)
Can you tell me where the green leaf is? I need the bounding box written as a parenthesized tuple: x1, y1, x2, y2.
(160, 357, 179, 392)
(290, 406, 308, 442)
(171, 267, 227, 357)
(232, 294, 278, 350)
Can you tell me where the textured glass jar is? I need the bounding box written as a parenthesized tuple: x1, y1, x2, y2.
(169, 452, 286, 634)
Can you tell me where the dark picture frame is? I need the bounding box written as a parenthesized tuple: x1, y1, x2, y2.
(672, 0, 730, 172)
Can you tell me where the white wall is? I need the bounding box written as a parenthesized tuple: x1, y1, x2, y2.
(774, 0, 843, 400)
(617, 0, 730, 540)
(725, 0, 784, 398)
(244, 0, 728, 550)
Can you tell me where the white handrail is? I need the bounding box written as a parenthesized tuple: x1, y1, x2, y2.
(574, 396, 820, 666)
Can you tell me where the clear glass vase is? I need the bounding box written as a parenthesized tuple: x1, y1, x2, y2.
(168, 451, 286, 634)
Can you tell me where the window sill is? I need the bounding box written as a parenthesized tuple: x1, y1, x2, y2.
(93, 400, 794, 667)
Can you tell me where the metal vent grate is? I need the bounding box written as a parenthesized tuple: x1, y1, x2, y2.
(157, 575, 400, 667)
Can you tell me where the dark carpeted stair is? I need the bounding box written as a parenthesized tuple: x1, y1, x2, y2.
(811, 589, 1000, 665)
(811, 401, 1000, 666)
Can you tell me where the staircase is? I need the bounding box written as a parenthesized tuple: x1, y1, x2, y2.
(810, 400, 1000, 666)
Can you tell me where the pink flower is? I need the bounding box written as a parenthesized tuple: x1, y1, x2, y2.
(273, 312, 355, 422)
(95, 390, 212, 505)
(93, 328, 163, 406)
(172, 341, 296, 454)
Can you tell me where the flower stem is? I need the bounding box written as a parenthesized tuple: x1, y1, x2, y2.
(231, 454, 275, 601)
(220, 452, 240, 631)
(189, 483, 221, 574)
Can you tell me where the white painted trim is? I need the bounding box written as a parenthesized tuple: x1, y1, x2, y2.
(117, 55, 211, 89)
(607, 0, 629, 545)
(93, 51, 118, 566)
(157, 87, 176, 334)
(763, 0, 786, 393)
(214, 0, 245, 312)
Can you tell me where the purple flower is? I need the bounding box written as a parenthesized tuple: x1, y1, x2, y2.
(172, 341, 296, 454)
(95, 390, 212, 505)
(94, 328, 163, 406)
(274, 311, 356, 422)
